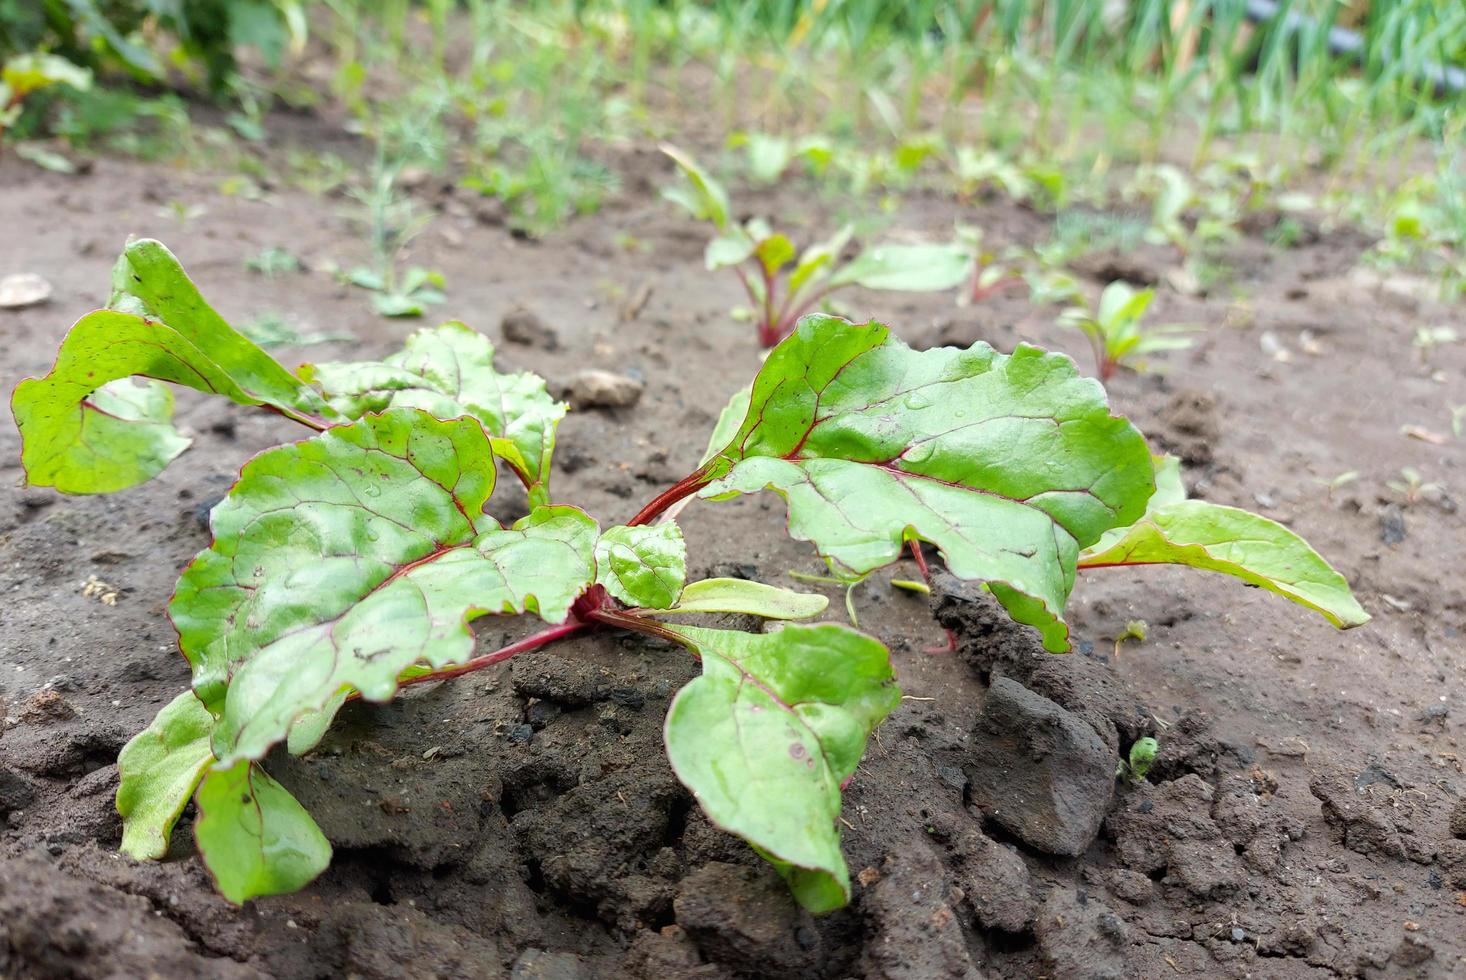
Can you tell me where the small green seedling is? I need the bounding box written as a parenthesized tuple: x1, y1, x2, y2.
(240, 312, 354, 349)
(13, 242, 1366, 913)
(661, 144, 971, 347)
(345, 263, 446, 318)
(1312, 470, 1361, 501)
(246, 247, 304, 280)
(1413, 325, 1459, 363)
(1125, 163, 1194, 249)
(1059, 281, 1197, 382)
(345, 159, 446, 317)
(1387, 467, 1443, 506)
(1117, 737, 1159, 783)
(1113, 619, 1147, 657)
(955, 224, 1023, 305)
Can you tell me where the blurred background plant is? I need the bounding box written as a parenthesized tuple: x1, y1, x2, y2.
(2, 0, 1460, 307)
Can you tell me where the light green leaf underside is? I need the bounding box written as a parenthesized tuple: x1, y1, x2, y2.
(699, 314, 1154, 652)
(1078, 499, 1369, 629)
(594, 523, 687, 609)
(644, 578, 829, 620)
(1086, 454, 1185, 556)
(299, 321, 565, 491)
(286, 689, 350, 756)
(829, 242, 972, 292)
(13, 239, 328, 493)
(168, 409, 599, 767)
(194, 763, 331, 905)
(116, 690, 217, 860)
(662, 623, 900, 913)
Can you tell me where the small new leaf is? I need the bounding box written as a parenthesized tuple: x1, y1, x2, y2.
(116, 690, 217, 860)
(662, 623, 900, 913)
(829, 242, 973, 292)
(194, 763, 330, 904)
(642, 578, 828, 620)
(300, 322, 566, 496)
(595, 524, 687, 609)
(170, 409, 599, 765)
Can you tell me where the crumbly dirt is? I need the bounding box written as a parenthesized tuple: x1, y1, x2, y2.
(0, 124, 1463, 979)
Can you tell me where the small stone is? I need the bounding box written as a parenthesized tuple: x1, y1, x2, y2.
(1419, 703, 1449, 727)
(501, 306, 559, 350)
(954, 831, 1039, 932)
(565, 370, 643, 410)
(0, 272, 52, 309)
(1439, 840, 1466, 889)
(1448, 799, 1466, 839)
(1392, 934, 1435, 967)
(1380, 506, 1407, 545)
(860, 847, 983, 980)
(18, 689, 76, 724)
(965, 677, 1116, 856)
(675, 862, 826, 976)
(0, 766, 36, 815)
(1104, 869, 1153, 906)
(936, 765, 967, 794)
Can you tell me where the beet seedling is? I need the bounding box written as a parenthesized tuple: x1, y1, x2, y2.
(1059, 281, 1198, 382)
(14, 240, 1367, 912)
(661, 144, 971, 347)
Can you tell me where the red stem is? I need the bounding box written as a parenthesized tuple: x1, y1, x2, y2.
(376, 619, 593, 697)
(262, 403, 329, 432)
(771, 285, 834, 345)
(586, 607, 695, 650)
(758, 264, 779, 348)
(908, 539, 932, 585)
(626, 465, 714, 527)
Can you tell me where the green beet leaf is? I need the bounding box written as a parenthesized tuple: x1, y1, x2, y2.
(828, 242, 973, 291)
(1077, 460, 1369, 628)
(14, 240, 330, 493)
(662, 623, 900, 913)
(697, 314, 1154, 651)
(116, 690, 218, 860)
(169, 409, 600, 765)
(642, 578, 828, 620)
(594, 523, 687, 609)
(299, 321, 566, 502)
(215, 497, 597, 765)
(194, 762, 331, 905)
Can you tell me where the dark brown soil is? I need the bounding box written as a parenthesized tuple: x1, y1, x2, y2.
(1, 132, 1463, 979)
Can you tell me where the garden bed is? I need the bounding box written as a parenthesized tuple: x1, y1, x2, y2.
(0, 142, 1462, 979)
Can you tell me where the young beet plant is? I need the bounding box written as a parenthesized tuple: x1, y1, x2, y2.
(13, 241, 1368, 912)
(661, 145, 971, 348)
(1059, 280, 1198, 382)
